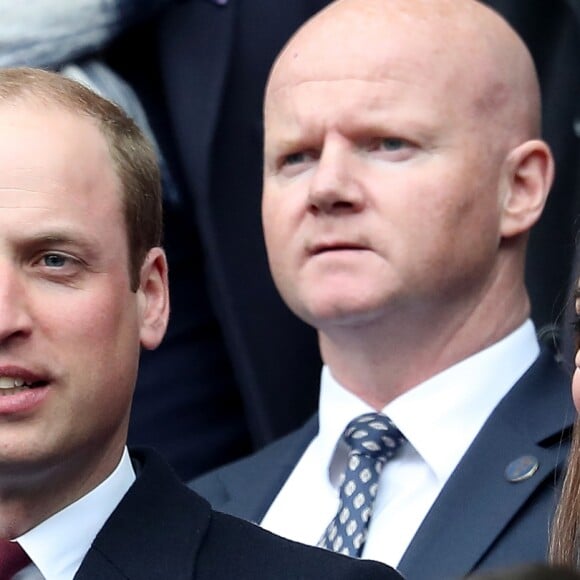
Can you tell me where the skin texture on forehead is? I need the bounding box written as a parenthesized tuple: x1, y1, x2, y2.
(266, 0, 541, 144)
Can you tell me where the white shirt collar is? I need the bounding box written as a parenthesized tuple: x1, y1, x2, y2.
(16, 447, 135, 580)
(320, 320, 540, 485)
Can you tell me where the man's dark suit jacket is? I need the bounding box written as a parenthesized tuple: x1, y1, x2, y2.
(75, 448, 400, 579)
(192, 346, 576, 579)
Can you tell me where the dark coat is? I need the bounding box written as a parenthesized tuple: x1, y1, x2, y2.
(74, 448, 400, 579)
(192, 346, 576, 579)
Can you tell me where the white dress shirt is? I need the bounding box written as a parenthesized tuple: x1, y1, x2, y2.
(261, 320, 540, 568)
(13, 447, 135, 580)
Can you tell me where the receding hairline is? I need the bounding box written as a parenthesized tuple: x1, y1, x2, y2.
(0, 83, 128, 220)
(0, 68, 120, 120)
(0, 68, 137, 154)
(0, 78, 125, 196)
(0, 67, 163, 290)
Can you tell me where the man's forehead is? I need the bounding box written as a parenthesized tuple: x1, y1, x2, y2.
(0, 101, 112, 168)
(268, 0, 520, 92)
(0, 106, 123, 232)
(266, 0, 539, 142)
(267, 50, 430, 99)
(265, 43, 475, 129)
(269, 15, 479, 100)
(0, 188, 65, 207)
(265, 76, 435, 125)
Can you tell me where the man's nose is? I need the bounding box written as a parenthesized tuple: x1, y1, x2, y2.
(307, 139, 365, 215)
(0, 264, 32, 343)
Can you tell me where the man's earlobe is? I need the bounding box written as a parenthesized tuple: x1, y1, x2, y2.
(500, 139, 554, 238)
(138, 247, 170, 350)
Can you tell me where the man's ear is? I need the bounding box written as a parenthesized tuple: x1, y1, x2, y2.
(137, 247, 170, 350)
(500, 139, 554, 238)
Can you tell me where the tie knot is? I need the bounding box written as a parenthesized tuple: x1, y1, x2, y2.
(342, 412, 405, 461)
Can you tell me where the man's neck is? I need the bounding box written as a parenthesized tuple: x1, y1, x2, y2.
(318, 292, 530, 409)
(0, 443, 126, 539)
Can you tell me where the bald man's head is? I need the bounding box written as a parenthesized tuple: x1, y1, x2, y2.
(261, 0, 553, 339)
(267, 0, 541, 144)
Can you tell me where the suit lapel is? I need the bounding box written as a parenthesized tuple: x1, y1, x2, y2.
(398, 347, 574, 578)
(217, 417, 319, 522)
(75, 449, 209, 579)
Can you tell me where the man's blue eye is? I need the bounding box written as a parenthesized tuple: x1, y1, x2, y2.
(381, 138, 405, 150)
(43, 254, 67, 268)
(285, 152, 307, 165)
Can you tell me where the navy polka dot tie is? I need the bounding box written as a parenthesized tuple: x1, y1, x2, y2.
(318, 412, 405, 557)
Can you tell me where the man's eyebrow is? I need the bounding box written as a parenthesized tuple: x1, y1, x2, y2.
(22, 231, 99, 255)
(27, 231, 83, 243)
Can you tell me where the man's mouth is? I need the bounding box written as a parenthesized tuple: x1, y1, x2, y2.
(0, 377, 47, 395)
(310, 242, 367, 256)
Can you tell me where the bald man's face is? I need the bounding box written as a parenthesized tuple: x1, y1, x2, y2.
(262, 5, 516, 330)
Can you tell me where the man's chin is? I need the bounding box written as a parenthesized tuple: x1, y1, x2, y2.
(305, 302, 391, 331)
